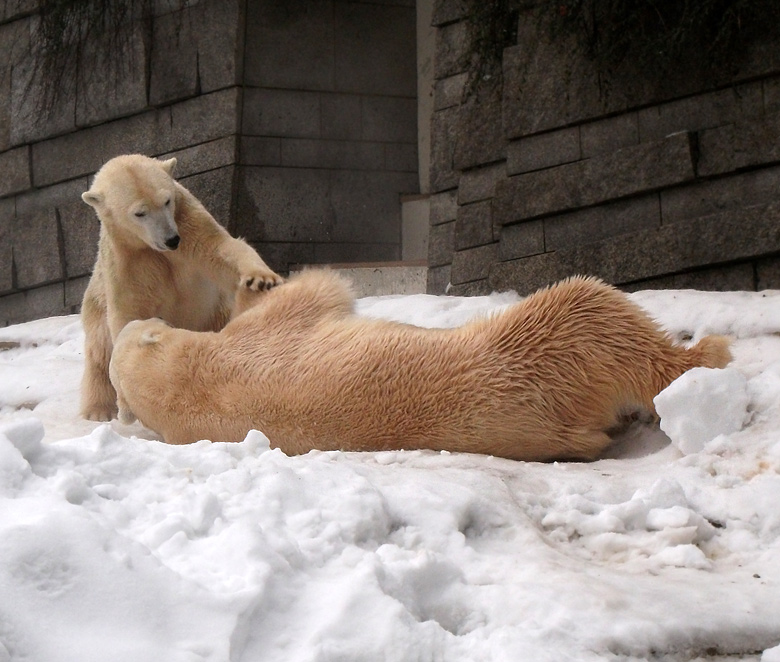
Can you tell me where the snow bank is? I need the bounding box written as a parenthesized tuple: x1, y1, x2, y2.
(1, 288, 780, 661)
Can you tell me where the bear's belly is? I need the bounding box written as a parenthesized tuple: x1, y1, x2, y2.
(164, 275, 224, 331)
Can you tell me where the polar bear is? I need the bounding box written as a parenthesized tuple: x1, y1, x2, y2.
(80, 154, 283, 421)
(108, 270, 732, 461)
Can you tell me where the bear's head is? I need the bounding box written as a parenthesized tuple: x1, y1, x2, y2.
(82, 154, 181, 252)
(110, 317, 172, 425)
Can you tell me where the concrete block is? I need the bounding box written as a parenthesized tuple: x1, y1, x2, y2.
(329, 170, 417, 243)
(448, 279, 491, 296)
(65, 275, 91, 309)
(321, 94, 363, 141)
(455, 200, 493, 249)
(506, 127, 581, 176)
(0, 282, 67, 325)
(0, 19, 30, 151)
(192, 0, 241, 93)
(250, 241, 316, 274)
(242, 88, 320, 138)
(362, 96, 417, 143)
(240, 137, 281, 166)
(334, 2, 416, 97)
(434, 73, 467, 111)
(757, 256, 780, 290)
(313, 242, 399, 265)
(58, 199, 99, 279)
(12, 208, 63, 288)
(237, 167, 334, 242)
(661, 165, 780, 224)
(385, 143, 418, 173)
(401, 195, 429, 261)
(426, 264, 451, 294)
(432, 0, 469, 26)
(433, 20, 469, 80)
(489, 253, 564, 296)
(31, 110, 171, 187)
(637, 83, 763, 143)
(499, 220, 544, 261)
(0, 145, 30, 198)
(160, 137, 237, 177)
(429, 189, 458, 225)
(544, 194, 661, 252)
(458, 162, 505, 204)
(429, 107, 459, 193)
(10, 54, 77, 145)
(281, 139, 384, 171)
(494, 132, 696, 225)
(169, 88, 240, 148)
(319, 265, 427, 297)
(149, 9, 199, 104)
(428, 219, 454, 267)
(0, 0, 37, 22)
(765, 76, 780, 114)
(581, 113, 639, 158)
(16, 178, 88, 219)
(76, 24, 147, 126)
(452, 82, 505, 171)
(179, 166, 236, 230)
(666, 263, 756, 292)
(244, 0, 334, 90)
(450, 243, 498, 284)
(697, 110, 780, 176)
(0, 197, 12, 292)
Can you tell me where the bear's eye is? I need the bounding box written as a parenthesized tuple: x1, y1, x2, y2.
(164, 198, 171, 206)
(134, 211, 147, 218)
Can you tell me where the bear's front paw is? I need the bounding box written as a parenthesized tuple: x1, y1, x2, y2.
(240, 269, 284, 292)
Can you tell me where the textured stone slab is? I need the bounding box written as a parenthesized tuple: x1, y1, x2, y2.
(697, 111, 780, 176)
(506, 127, 580, 176)
(489, 200, 780, 294)
(244, 0, 334, 91)
(281, 139, 385, 171)
(242, 88, 321, 138)
(429, 189, 458, 226)
(580, 113, 639, 158)
(637, 83, 762, 143)
(58, 199, 99, 279)
(0, 145, 29, 198)
(0, 197, 13, 292)
(12, 208, 63, 288)
(455, 200, 493, 250)
(334, 2, 416, 97)
(428, 219, 455, 267)
(450, 242, 498, 285)
(458, 161, 505, 204)
(499, 220, 544, 261)
(494, 132, 696, 225)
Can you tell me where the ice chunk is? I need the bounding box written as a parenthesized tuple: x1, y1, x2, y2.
(654, 367, 749, 455)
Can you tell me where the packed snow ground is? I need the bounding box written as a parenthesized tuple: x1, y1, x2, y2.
(1, 286, 780, 661)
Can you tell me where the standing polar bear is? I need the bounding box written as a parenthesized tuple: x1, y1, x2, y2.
(80, 154, 282, 421)
(109, 269, 731, 461)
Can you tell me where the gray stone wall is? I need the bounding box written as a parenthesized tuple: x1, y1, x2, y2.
(237, 0, 419, 271)
(428, 0, 780, 296)
(0, 0, 419, 325)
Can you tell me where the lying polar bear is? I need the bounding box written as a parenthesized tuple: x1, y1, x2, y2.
(109, 269, 731, 461)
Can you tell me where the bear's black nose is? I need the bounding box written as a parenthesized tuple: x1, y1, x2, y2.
(165, 235, 181, 250)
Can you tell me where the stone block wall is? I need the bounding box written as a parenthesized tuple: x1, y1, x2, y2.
(0, 0, 246, 325)
(0, 0, 420, 325)
(237, 0, 419, 271)
(428, 1, 780, 296)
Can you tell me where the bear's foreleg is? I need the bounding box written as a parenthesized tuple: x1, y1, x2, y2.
(80, 297, 118, 421)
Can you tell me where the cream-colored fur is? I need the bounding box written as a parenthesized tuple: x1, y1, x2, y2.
(109, 270, 732, 461)
(80, 154, 283, 421)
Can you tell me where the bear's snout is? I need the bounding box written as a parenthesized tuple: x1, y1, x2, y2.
(165, 235, 181, 250)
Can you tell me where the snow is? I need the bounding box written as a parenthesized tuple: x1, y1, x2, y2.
(1, 287, 780, 661)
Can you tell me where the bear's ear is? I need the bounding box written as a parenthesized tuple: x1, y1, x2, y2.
(139, 330, 162, 346)
(81, 191, 104, 208)
(160, 158, 177, 175)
